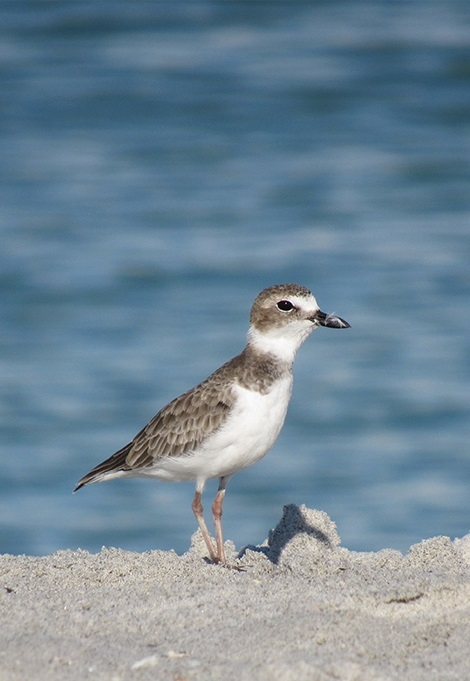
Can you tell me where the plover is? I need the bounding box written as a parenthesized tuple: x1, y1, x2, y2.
(74, 284, 349, 564)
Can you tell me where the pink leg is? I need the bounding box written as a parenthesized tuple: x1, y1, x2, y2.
(212, 476, 229, 564)
(192, 490, 218, 563)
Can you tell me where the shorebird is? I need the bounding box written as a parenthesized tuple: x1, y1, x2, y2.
(74, 284, 349, 563)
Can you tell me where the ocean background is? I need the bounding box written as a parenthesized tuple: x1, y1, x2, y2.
(1, 1, 469, 557)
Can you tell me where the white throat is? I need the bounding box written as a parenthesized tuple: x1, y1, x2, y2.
(247, 323, 314, 364)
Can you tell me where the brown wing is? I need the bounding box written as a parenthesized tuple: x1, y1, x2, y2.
(125, 374, 234, 467)
(74, 360, 238, 490)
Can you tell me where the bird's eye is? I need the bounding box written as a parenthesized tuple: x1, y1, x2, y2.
(277, 300, 295, 312)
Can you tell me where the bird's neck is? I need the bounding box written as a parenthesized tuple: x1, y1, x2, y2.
(246, 324, 311, 365)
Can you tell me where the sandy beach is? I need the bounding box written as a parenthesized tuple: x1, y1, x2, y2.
(1, 505, 469, 681)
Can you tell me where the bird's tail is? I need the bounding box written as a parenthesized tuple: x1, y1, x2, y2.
(73, 441, 134, 492)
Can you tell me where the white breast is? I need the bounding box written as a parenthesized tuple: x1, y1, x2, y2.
(150, 375, 293, 486)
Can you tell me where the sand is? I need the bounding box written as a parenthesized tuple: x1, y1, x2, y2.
(1, 505, 469, 681)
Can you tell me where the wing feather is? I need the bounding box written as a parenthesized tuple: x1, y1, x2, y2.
(126, 377, 234, 468)
(74, 359, 238, 489)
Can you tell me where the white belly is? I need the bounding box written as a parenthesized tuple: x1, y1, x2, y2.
(150, 375, 293, 486)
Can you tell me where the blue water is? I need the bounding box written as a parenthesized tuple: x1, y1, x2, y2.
(1, 1, 469, 557)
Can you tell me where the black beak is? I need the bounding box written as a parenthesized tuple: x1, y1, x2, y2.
(311, 310, 350, 329)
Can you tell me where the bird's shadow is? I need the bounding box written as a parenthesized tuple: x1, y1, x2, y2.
(238, 504, 333, 565)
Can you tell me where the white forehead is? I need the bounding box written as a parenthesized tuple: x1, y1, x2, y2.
(284, 292, 319, 311)
(259, 291, 319, 314)
(250, 288, 320, 322)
